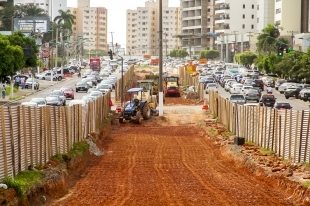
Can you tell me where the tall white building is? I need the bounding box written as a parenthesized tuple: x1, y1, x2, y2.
(69, 0, 108, 51)
(214, 0, 257, 34)
(14, 0, 68, 21)
(126, 0, 180, 56)
(274, 0, 301, 35)
(257, 0, 275, 33)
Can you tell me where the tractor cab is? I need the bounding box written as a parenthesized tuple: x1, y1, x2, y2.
(137, 79, 158, 108)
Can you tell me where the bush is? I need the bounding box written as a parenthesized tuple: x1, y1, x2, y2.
(5, 86, 18, 95)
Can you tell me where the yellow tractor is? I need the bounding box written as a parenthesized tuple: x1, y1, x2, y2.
(137, 78, 158, 110)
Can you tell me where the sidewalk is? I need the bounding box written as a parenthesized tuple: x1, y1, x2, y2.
(0, 78, 68, 106)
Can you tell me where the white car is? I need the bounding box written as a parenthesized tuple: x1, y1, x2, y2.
(21, 102, 38, 107)
(81, 78, 93, 88)
(205, 83, 218, 94)
(224, 80, 237, 91)
(241, 85, 253, 94)
(229, 83, 243, 94)
(30, 98, 47, 107)
(69, 100, 87, 106)
(36, 71, 56, 81)
(278, 83, 296, 94)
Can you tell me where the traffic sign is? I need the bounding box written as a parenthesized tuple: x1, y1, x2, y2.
(185, 65, 196, 74)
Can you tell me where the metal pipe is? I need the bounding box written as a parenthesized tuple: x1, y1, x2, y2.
(158, 0, 163, 116)
(121, 57, 123, 107)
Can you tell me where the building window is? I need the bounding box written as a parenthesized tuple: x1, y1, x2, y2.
(252, 14, 254, 19)
(276, 8, 281, 14)
(207, 18, 210, 22)
(242, 24, 245, 29)
(252, 4, 254, 9)
(243, 4, 245, 9)
(257, 5, 259, 10)
(243, 14, 245, 19)
(207, 8, 210, 12)
(257, 18, 259, 23)
(251, 25, 254, 29)
(276, 20, 281, 24)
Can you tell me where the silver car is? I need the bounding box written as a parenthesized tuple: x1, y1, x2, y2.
(227, 94, 246, 105)
(30, 98, 47, 107)
(50, 90, 66, 106)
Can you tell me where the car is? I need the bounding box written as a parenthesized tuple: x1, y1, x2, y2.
(284, 86, 301, 99)
(81, 78, 93, 88)
(250, 79, 264, 91)
(229, 83, 243, 94)
(87, 88, 100, 94)
(25, 78, 39, 90)
(75, 81, 89, 93)
(244, 103, 259, 107)
(243, 79, 254, 86)
(241, 85, 253, 94)
(36, 71, 57, 81)
(86, 75, 98, 86)
(274, 102, 292, 110)
(30, 98, 47, 107)
(45, 95, 63, 106)
(300, 88, 310, 101)
(50, 90, 66, 106)
(69, 100, 87, 106)
(227, 94, 246, 105)
(244, 89, 260, 102)
(88, 91, 103, 99)
(259, 94, 276, 107)
(224, 80, 237, 91)
(82, 69, 92, 78)
(205, 83, 218, 94)
(96, 84, 110, 94)
(82, 95, 96, 103)
(275, 79, 287, 90)
(278, 82, 292, 94)
(21, 102, 38, 107)
(60, 87, 75, 99)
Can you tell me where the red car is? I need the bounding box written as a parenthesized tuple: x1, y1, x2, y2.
(60, 87, 74, 99)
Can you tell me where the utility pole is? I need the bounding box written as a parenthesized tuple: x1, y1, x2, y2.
(52, 27, 58, 82)
(165, 33, 168, 59)
(288, 31, 298, 46)
(60, 29, 64, 75)
(158, 0, 163, 116)
(110, 32, 115, 53)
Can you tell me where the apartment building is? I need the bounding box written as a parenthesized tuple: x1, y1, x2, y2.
(257, 0, 275, 32)
(14, 0, 68, 21)
(214, 0, 257, 34)
(179, 0, 215, 56)
(126, 0, 180, 56)
(69, 0, 108, 51)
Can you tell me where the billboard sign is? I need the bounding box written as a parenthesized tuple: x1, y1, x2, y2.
(14, 16, 50, 33)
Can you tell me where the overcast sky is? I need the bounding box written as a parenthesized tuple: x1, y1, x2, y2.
(67, 0, 180, 47)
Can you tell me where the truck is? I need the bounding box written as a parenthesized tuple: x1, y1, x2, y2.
(143, 54, 151, 60)
(89, 58, 101, 71)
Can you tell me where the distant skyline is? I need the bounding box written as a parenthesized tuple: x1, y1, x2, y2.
(67, 0, 180, 48)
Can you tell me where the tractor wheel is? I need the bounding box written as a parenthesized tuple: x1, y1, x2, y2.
(119, 112, 124, 123)
(142, 103, 151, 120)
(135, 111, 141, 124)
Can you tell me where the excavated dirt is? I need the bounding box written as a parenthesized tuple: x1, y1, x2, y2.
(46, 107, 309, 206)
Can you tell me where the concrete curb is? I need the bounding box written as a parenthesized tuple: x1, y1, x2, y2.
(3, 79, 67, 106)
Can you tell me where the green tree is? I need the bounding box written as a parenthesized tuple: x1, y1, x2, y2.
(169, 49, 178, 58)
(0, 4, 15, 31)
(199, 50, 206, 59)
(19, 4, 47, 17)
(8, 31, 38, 68)
(256, 23, 289, 54)
(234, 51, 257, 67)
(204, 50, 219, 59)
(177, 49, 188, 58)
(54, 9, 75, 31)
(0, 35, 24, 76)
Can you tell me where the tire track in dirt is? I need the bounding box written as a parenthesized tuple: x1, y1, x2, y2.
(118, 136, 137, 205)
(175, 134, 233, 205)
(152, 136, 183, 205)
(112, 136, 137, 206)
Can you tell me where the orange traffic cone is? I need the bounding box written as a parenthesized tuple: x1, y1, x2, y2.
(202, 100, 209, 110)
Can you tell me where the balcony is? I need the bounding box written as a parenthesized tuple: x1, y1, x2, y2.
(183, 15, 202, 21)
(182, 6, 202, 11)
(215, 0, 229, 5)
(214, 16, 230, 24)
(214, 25, 230, 33)
(215, 5, 230, 14)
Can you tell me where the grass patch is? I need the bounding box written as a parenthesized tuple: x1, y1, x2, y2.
(68, 141, 89, 158)
(208, 128, 217, 136)
(247, 141, 256, 146)
(152, 67, 159, 72)
(9, 95, 22, 100)
(302, 181, 310, 188)
(1, 170, 43, 200)
(259, 148, 274, 156)
(6, 86, 18, 95)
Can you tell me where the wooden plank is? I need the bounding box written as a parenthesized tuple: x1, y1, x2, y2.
(304, 111, 310, 162)
(294, 111, 299, 162)
(34, 107, 38, 166)
(17, 106, 21, 172)
(8, 107, 16, 176)
(299, 111, 305, 163)
(28, 106, 33, 165)
(79, 104, 82, 141)
(65, 107, 71, 152)
(289, 109, 293, 159)
(1, 106, 8, 177)
(22, 106, 28, 168)
(39, 107, 43, 166)
(282, 109, 287, 158)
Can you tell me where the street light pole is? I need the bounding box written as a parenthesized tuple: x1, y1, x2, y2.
(52, 28, 58, 81)
(158, 0, 164, 116)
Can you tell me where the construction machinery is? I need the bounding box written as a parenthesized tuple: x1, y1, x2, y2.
(137, 74, 159, 108)
(119, 88, 155, 124)
(164, 76, 181, 97)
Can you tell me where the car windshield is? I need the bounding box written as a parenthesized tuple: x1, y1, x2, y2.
(26, 78, 35, 82)
(98, 85, 109, 89)
(248, 89, 258, 94)
(77, 82, 86, 86)
(51, 91, 63, 96)
(46, 96, 58, 101)
(234, 84, 243, 88)
(208, 84, 216, 87)
(82, 95, 95, 101)
(262, 95, 275, 99)
(31, 98, 45, 104)
(230, 95, 244, 100)
(89, 92, 102, 96)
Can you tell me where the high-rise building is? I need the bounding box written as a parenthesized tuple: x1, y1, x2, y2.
(13, 0, 68, 21)
(69, 0, 108, 51)
(301, 0, 310, 33)
(126, 0, 180, 56)
(178, 0, 215, 56)
(257, 0, 275, 33)
(214, 0, 257, 34)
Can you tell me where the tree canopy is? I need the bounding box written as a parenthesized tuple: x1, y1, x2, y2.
(169, 49, 188, 58)
(54, 9, 75, 32)
(234, 52, 257, 67)
(199, 50, 219, 59)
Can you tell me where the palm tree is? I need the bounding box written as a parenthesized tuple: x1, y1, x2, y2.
(22, 4, 47, 17)
(53, 9, 75, 32)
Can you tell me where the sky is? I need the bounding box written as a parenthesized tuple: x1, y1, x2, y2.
(67, 0, 180, 47)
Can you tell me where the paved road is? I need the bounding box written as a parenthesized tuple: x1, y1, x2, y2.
(216, 83, 310, 110)
(15, 67, 124, 106)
